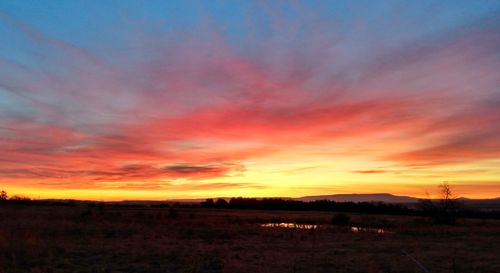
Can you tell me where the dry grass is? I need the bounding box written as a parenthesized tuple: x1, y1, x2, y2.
(0, 204, 499, 273)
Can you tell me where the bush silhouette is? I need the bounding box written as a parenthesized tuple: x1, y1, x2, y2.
(201, 198, 214, 207)
(332, 213, 350, 226)
(215, 198, 228, 208)
(0, 190, 7, 201)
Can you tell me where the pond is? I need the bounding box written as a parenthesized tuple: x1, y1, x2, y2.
(260, 222, 318, 229)
(260, 222, 392, 233)
(350, 226, 388, 234)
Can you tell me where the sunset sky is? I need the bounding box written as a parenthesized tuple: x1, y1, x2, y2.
(1, 1, 499, 200)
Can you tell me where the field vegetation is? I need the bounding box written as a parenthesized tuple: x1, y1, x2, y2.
(1, 201, 499, 273)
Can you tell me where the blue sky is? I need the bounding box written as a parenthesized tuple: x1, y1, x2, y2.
(1, 1, 500, 200)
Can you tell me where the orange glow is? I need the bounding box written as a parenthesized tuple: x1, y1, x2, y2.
(1, 4, 499, 200)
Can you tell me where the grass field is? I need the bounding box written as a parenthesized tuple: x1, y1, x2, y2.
(1, 204, 499, 273)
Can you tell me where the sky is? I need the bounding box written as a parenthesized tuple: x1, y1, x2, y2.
(0, 1, 499, 200)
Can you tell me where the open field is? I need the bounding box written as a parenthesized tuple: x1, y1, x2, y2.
(1, 204, 499, 273)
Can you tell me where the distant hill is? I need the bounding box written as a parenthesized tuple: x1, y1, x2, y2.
(296, 193, 418, 203)
(456, 197, 500, 211)
(38, 194, 500, 210)
(163, 194, 500, 206)
(154, 193, 419, 204)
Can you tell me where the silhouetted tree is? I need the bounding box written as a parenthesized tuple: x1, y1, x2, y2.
(0, 190, 7, 201)
(201, 198, 214, 208)
(437, 182, 459, 224)
(6, 195, 32, 205)
(215, 198, 228, 208)
(200, 197, 414, 215)
(9, 195, 30, 201)
(419, 182, 458, 225)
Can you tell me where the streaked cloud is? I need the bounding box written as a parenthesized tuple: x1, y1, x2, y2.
(0, 2, 499, 198)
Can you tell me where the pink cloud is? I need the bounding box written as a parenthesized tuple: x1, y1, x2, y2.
(0, 9, 499, 193)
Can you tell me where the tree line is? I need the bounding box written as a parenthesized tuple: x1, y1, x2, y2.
(0, 190, 32, 203)
(201, 197, 415, 215)
(2, 184, 499, 222)
(199, 196, 499, 220)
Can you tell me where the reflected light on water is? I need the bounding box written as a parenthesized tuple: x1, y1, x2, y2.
(260, 223, 392, 234)
(351, 226, 387, 234)
(260, 222, 318, 229)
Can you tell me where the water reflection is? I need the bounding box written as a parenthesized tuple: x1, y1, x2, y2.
(350, 226, 387, 234)
(260, 223, 391, 234)
(260, 222, 318, 229)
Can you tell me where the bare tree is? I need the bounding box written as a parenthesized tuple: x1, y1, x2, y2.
(438, 182, 458, 224)
(439, 182, 453, 201)
(439, 182, 457, 207)
(419, 182, 458, 225)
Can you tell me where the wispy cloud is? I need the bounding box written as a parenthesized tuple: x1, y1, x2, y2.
(0, 3, 499, 198)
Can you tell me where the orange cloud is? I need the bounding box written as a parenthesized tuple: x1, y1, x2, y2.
(0, 8, 499, 199)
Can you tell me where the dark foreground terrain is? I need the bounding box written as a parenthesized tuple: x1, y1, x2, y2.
(1, 204, 499, 273)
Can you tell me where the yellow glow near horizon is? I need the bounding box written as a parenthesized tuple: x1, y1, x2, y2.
(4, 156, 499, 201)
(1, 3, 500, 201)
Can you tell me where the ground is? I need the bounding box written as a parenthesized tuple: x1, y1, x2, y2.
(0, 204, 499, 273)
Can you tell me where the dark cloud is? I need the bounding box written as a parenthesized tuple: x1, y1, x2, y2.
(162, 163, 245, 179)
(0, 162, 245, 182)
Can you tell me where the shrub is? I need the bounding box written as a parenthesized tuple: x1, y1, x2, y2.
(0, 190, 7, 201)
(215, 198, 228, 208)
(332, 213, 350, 226)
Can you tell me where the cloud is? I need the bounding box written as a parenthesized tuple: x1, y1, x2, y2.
(0, 162, 244, 183)
(389, 104, 500, 165)
(0, 5, 499, 196)
(354, 170, 387, 174)
(169, 182, 266, 191)
(162, 163, 245, 179)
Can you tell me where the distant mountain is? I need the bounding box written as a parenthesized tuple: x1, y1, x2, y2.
(38, 195, 500, 208)
(162, 194, 419, 203)
(456, 197, 500, 211)
(178, 195, 420, 203)
(296, 193, 419, 203)
(163, 194, 500, 205)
